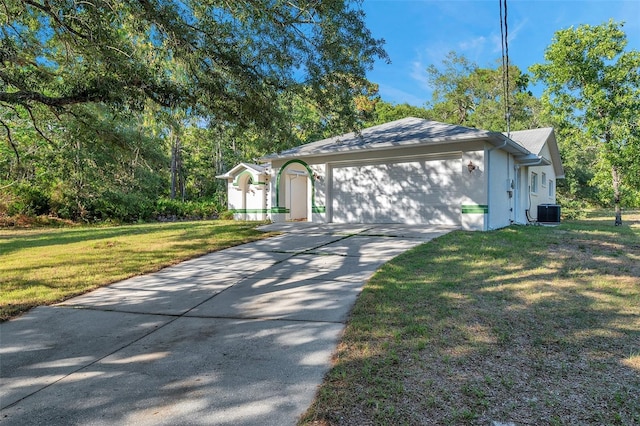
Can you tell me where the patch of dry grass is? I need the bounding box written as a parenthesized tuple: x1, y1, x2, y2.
(301, 211, 640, 425)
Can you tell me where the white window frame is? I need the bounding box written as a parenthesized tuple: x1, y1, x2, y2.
(541, 172, 547, 187)
(549, 180, 554, 197)
(531, 172, 538, 194)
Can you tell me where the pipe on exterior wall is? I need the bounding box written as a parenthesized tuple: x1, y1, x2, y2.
(514, 164, 521, 223)
(486, 139, 508, 230)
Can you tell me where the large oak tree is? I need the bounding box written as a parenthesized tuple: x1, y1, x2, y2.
(1, 0, 387, 149)
(1, 0, 387, 221)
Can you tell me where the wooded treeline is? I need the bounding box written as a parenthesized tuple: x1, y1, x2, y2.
(1, 1, 638, 223)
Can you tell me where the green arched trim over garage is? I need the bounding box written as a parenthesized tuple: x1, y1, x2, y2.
(275, 159, 325, 214)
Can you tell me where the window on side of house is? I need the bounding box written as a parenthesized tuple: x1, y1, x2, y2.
(531, 172, 538, 194)
(542, 172, 547, 187)
(549, 180, 554, 197)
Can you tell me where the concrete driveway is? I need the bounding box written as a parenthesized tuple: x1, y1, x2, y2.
(0, 223, 455, 425)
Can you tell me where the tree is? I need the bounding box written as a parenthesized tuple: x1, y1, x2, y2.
(425, 52, 543, 132)
(1, 0, 388, 222)
(531, 20, 640, 225)
(1, 0, 387, 150)
(364, 100, 431, 127)
(0, 103, 168, 221)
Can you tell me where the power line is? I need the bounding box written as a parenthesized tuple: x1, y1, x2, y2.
(499, 0, 511, 136)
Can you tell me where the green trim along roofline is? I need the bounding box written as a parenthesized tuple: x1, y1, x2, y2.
(462, 204, 489, 214)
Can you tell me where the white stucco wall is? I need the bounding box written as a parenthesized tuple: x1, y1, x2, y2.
(227, 182, 243, 216)
(224, 168, 269, 221)
(514, 165, 528, 225)
(460, 150, 487, 231)
(517, 143, 559, 223)
(527, 169, 558, 221)
(487, 148, 517, 230)
(256, 138, 561, 229)
(310, 164, 327, 222)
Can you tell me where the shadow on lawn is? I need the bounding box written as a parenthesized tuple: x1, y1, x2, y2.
(0, 221, 262, 256)
(303, 223, 640, 425)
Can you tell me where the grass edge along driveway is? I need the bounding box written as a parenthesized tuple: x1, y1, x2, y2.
(0, 220, 275, 321)
(301, 212, 640, 425)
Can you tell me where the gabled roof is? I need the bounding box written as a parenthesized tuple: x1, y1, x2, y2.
(260, 117, 533, 160)
(215, 162, 268, 179)
(508, 128, 565, 178)
(257, 117, 563, 178)
(508, 128, 551, 154)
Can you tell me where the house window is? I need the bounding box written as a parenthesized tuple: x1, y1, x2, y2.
(542, 172, 547, 187)
(549, 180, 554, 197)
(531, 172, 538, 194)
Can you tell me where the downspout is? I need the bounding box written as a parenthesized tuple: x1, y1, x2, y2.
(507, 154, 512, 223)
(486, 138, 508, 230)
(514, 164, 520, 223)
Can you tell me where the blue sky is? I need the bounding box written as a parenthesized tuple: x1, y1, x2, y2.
(361, 0, 640, 106)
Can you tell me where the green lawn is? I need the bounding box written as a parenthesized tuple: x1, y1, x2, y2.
(0, 220, 273, 320)
(301, 211, 640, 425)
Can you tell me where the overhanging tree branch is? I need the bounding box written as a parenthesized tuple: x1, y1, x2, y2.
(0, 90, 102, 107)
(0, 117, 20, 163)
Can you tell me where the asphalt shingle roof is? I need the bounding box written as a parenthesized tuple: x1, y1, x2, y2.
(507, 128, 554, 156)
(259, 118, 563, 181)
(262, 117, 499, 159)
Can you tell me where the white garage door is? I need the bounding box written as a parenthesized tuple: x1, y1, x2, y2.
(330, 156, 462, 225)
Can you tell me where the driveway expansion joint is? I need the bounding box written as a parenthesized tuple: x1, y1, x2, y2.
(183, 314, 346, 325)
(1, 224, 454, 425)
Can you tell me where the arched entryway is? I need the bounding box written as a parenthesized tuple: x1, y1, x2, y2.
(279, 161, 311, 221)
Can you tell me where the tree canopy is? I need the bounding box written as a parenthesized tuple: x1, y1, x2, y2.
(1, 0, 388, 222)
(531, 20, 640, 224)
(425, 52, 543, 132)
(1, 0, 387, 143)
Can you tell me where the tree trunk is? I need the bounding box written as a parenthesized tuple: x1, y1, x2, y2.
(612, 164, 622, 226)
(170, 138, 177, 200)
(177, 140, 185, 202)
(170, 132, 183, 201)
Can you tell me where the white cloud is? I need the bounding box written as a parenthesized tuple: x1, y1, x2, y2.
(492, 18, 529, 54)
(459, 36, 487, 52)
(410, 59, 431, 89)
(409, 43, 453, 90)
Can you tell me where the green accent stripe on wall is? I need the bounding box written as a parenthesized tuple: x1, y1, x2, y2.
(230, 209, 269, 214)
(462, 204, 489, 214)
(312, 206, 326, 213)
(269, 207, 289, 213)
